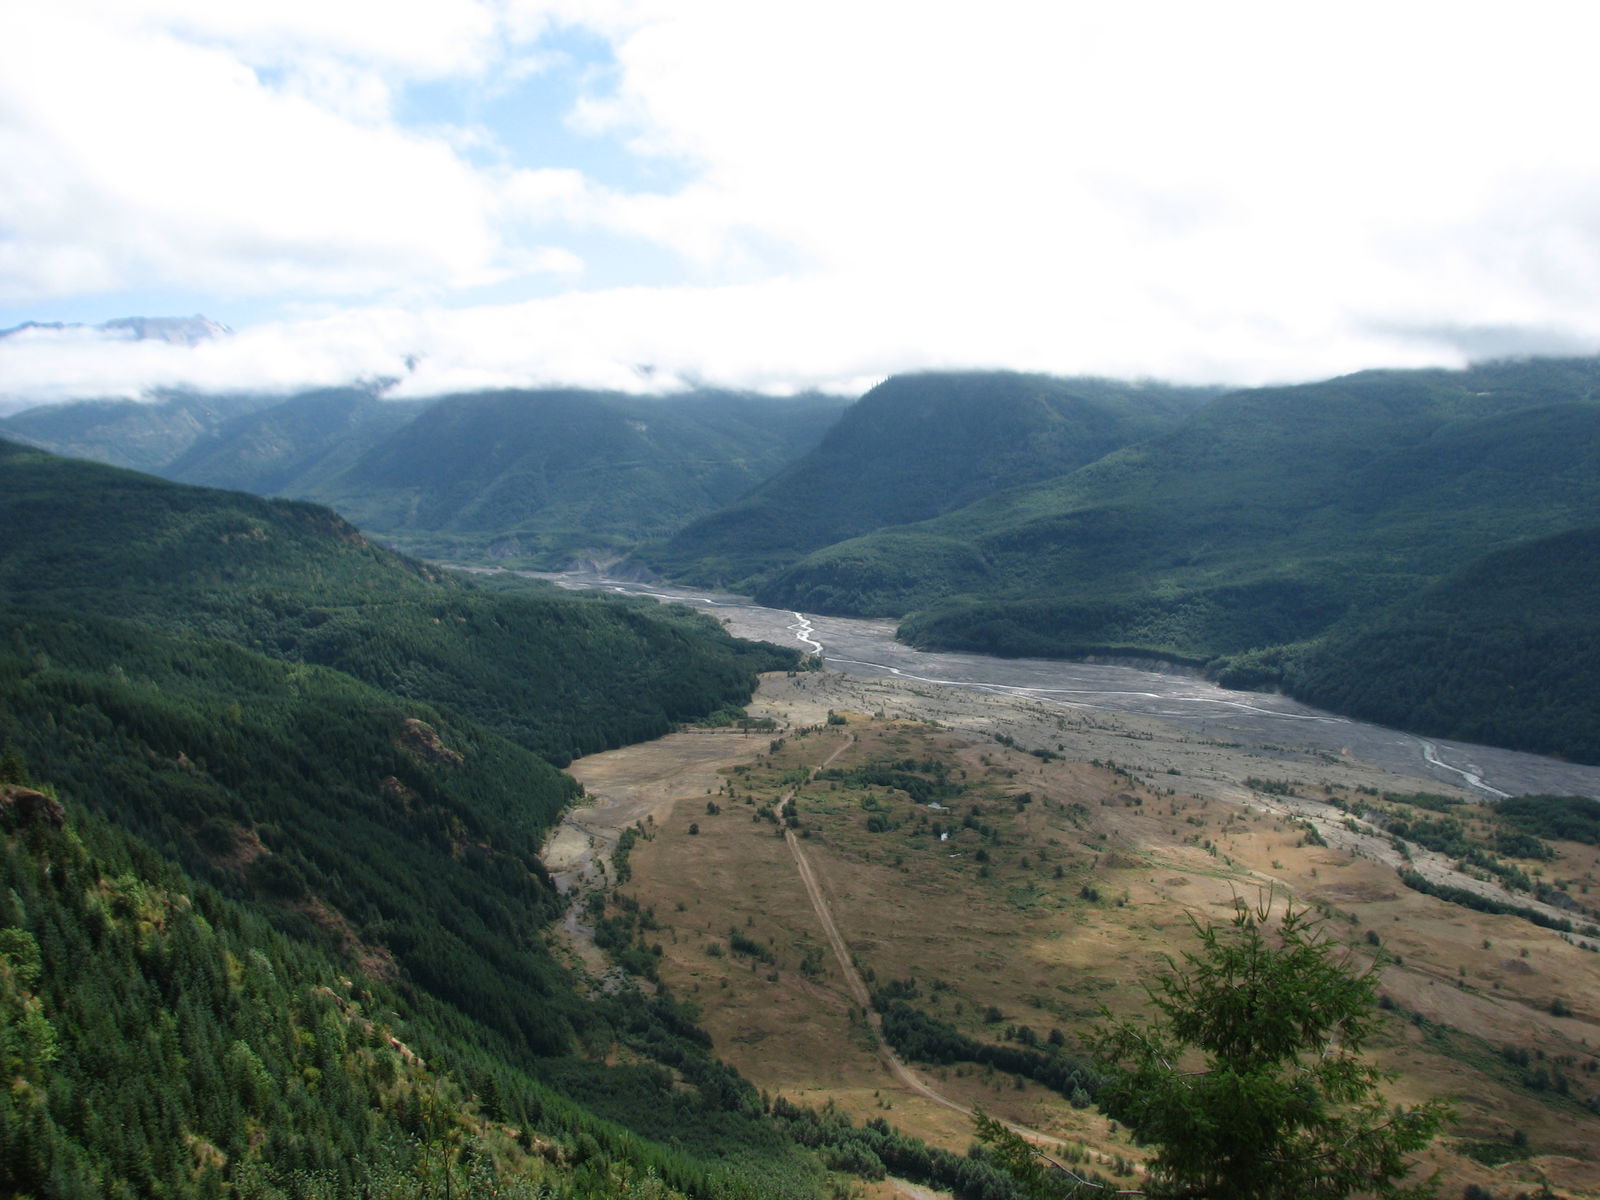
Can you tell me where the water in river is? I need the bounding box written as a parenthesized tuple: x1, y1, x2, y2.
(544, 573, 1600, 802)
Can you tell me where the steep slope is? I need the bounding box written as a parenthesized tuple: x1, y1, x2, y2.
(0, 794, 514, 1198)
(162, 386, 427, 495)
(307, 387, 849, 566)
(0, 767, 824, 1198)
(0, 391, 276, 473)
(0, 441, 797, 765)
(1283, 527, 1600, 763)
(650, 371, 1218, 587)
(0, 603, 578, 1051)
(772, 358, 1600, 633)
(0, 442, 839, 1197)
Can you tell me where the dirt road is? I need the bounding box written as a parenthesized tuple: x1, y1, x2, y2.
(780, 739, 1078, 1152)
(558, 714, 1078, 1155)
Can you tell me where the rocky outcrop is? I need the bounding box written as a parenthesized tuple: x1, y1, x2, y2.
(0, 786, 66, 831)
(397, 718, 463, 766)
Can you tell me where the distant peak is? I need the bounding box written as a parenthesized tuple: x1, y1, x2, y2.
(97, 315, 231, 344)
(0, 315, 231, 344)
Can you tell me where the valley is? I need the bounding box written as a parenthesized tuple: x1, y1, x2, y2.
(5, 354, 1600, 1198)
(11, 360, 1600, 768)
(13, 9, 1600, 1192)
(538, 572, 1600, 803)
(555, 663, 1600, 1199)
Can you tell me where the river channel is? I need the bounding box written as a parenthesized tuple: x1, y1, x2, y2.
(540, 572, 1600, 803)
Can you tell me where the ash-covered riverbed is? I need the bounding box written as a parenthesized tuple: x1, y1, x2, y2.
(539, 572, 1600, 802)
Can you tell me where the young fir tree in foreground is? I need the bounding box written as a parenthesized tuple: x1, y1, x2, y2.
(979, 899, 1449, 1200)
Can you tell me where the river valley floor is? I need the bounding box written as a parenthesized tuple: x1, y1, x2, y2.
(551, 658, 1600, 1200)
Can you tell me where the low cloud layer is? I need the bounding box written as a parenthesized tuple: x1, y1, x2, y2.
(4, 2, 1600, 409)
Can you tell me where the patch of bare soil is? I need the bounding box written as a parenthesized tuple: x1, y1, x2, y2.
(555, 669, 1600, 1199)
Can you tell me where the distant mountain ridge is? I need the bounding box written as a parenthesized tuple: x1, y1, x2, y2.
(301, 387, 850, 566)
(6, 356, 1599, 760)
(0, 384, 850, 568)
(0, 390, 281, 473)
(647, 371, 1220, 588)
(0, 313, 229, 344)
(843, 359, 1600, 636)
(161, 386, 430, 495)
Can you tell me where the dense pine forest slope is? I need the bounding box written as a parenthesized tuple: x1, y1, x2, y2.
(0, 790, 568, 1198)
(0, 442, 791, 764)
(0, 390, 280, 474)
(1284, 526, 1600, 763)
(299, 388, 848, 565)
(0, 778, 844, 1199)
(2, 386, 850, 570)
(0, 443, 883, 1197)
(649, 371, 1218, 588)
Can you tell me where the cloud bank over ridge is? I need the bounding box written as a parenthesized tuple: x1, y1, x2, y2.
(4, 1, 1600, 406)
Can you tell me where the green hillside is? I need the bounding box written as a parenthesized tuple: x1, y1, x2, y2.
(0, 438, 800, 1052)
(0, 603, 581, 1052)
(774, 359, 1600, 639)
(0, 441, 794, 765)
(1285, 527, 1600, 763)
(728, 359, 1600, 762)
(162, 386, 426, 495)
(0, 391, 276, 474)
(0, 788, 513, 1199)
(303, 388, 848, 566)
(0, 773, 840, 1199)
(648, 371, 1217, 588)
(0, 443, 860, 1197)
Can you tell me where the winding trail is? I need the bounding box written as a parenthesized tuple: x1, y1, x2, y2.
(779, 733, 1074, 1150)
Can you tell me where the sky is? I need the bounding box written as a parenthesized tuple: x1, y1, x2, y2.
(4, 0, 1600, 409)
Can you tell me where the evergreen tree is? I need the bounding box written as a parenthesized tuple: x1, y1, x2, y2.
(979, 898, 1448, 1200)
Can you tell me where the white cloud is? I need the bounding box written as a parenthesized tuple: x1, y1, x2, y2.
(112, 0, 505, 78)
(0, 1, 607, 309)
(6, 0, 1600, 405)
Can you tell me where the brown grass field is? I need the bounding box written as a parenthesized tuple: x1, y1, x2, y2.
(563, 669, 1600, 1200)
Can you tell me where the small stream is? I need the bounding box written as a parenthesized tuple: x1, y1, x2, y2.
(544, 573, 1600, 802)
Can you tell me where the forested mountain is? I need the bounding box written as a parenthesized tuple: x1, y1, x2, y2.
(715, 358, 1600, 762)
(0, 441, 792, 763)
(3, 386, 849, 570)
(771, 359, 1600, 630)
(161, 386, 429, 495)
(0, 391, 280, 474)
(0, 441, 852, 1196)
(648, 371, 1218, 588)
(1284, 526, 1600, 762)
(300, 387, 848, 566)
